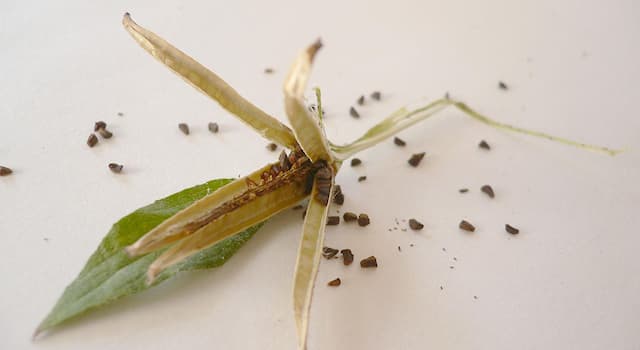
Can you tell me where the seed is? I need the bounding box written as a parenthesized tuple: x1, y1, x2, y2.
(481, 185, 495, 198)
(408, 219, 424, 230)
(333, 192, 344, 205)
(108, 163, 123, 174)
(408, 152, 426, 167)
(266, 143, 278, 151)
(360, 256, 378, 268)
(350, 158, 362, 167)
(264, 67, 274, 74)
(459, 188, 469, 193)
(0, 166, 12, 176)
(357, 176, 367, 182)
(322, 247, 339, 259)
(349, 106, 360, 118)
(327, 216, 340, 225)
(370, 91, 381, 101)
(393, 137, 406, 147)
(357, 213, 370, 227)
(498, 81, 508, 90)
(459, 220, 475, 232)
(178, 123, 190, 135)
(87, 133, 98, 147)
(357, 95, 365, 105)
(98, 128, 113, 139)
(341, 249, 354, 265)
(478, 140, 490, 150)
(327, 278, 341, 287)
(279, 150, 291, 171)
(117, 112, 124, 116)
(94, 121, 107, 131)
(208, 122, 219, 133)
(505, 224, 520, 235)
(343, 212, 357, 222)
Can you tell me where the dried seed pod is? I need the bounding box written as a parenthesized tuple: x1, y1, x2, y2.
(343, 212, 357, 222)
(478, 140, 490, 150)
(94, 121, 107, 131)
(108, 163, 123, 173)
(208, 122, 219, 133)
(327, 278, 341, 287)
(370, 91, 381, 101)
(459, 220, 475, 232)
(481, 185, 495, 198)
(393, 137, 406, 147)
(360, 256, 378, 268)
(266, 143, 278, 151)
(357, 95, 365, 105)
(409, 219, 424, 230)
(349, 106, 360, 118)
(357, 213, 370, 227)
(408, 152, 426, 167)
(178, 123, 190, 135)
(0, 166, 12, 176)
(326, 216, 340, 225)
(87, 133, 98, 148)
(341, 249, 354, 265)
(505, 224, 520, 235)
(322, 247, 339, 259)
(350, 158, 362, 167)
(98, 128, 113, 139)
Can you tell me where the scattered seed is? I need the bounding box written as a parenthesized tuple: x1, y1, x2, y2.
(505, 224, 520, 235)
(98, 128, 113, 139)
(370, 91, 381, 101)
(264, 67, 274, 74)
(360, 256, 378, 268)
(410, 243, 414, 247)
(208, 122, 219, 133)
(357, 213, 370, 227)
(459, 220, 475, 232)
(0, 166, 12, 176)
(453, 257, 457, 261)
(343, 212, 358, 222)
(459, 188, 469, 193)
(266, 143, 278, 151)
(409, 219, 424, 230)
(323, 247, 339, 259)
(442, 247, 446, 252)
(327, 278, 341, 287)
(108, 163, 123, 174)
(440, 286, 444, 290)
(94, 121, 107, 131)
(117, 112, 124, 116)
(350, 158, 362, 167)
(357, 176, 367, 182)
(481, 185, 495, 198)
(498, 81, 508, 90)
(292, 204, 304, 210)
(349, 106, 360, 118)
(478, 140, 491, 150)
(178, 123, 190, 135)
(473, 295, 479, 300)
(397, 246, 401, 252)
(449, 266, 454, 269)
(87, 133, 98, 147)
(333, 192, 344, 205)
(357, 95, 365, 105)
(408, 152, 426, 167)
(341, 249, 354, 265)
(327, 216, 340, 225)
(393, 137, 406, 147)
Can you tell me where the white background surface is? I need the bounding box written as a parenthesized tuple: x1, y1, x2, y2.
(1, 1, 639, 349)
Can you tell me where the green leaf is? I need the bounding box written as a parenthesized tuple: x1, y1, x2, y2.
(36, 178, 264, 336)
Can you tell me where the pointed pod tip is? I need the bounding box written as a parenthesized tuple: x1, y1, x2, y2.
(306, 38, 323, 62)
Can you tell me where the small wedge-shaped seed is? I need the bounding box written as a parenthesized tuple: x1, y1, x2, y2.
(122, 13, 298, 149)
(283, 39, 334, 164)
(293, 166, 334, 350)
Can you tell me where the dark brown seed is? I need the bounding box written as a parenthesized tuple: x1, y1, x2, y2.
(264, 67, 274, 74)
(208, 122, 219, 133)
(108, 163, 123, 173)
(478, 140, 490, 150)
(459, 188, 469, 193)
(357, 95, 365, 105)
(349, 106, 360, 118)
(505, 224, 520, 235)
(292, 204, 304, 210)
(398, 246, 401, 252)
(98, 128, 113, 139)
(323, 247, 339, 259)
(350, 158, 362, 167)
(370, 91, 381, 101)
(327, 216, 340, 225)
(341, 249, 354, 265)
(0, 166, 12, 176)
(459, 220, 475, 232)
(279, 150, 291, 170)
(87, 133, 98, 147)
(360, 256, 378, 268)
(409, 219, 424, 230)
(266, 143, 278, 151)
(333, 192, 344, 205)
(481, 185, 495, 198)
(94, 121, 107, 131)
(315, 192, 329, 205)
(498, 81, 508, 90)
(357, 176, 367, 182)
(327, 278, 341, 287)
(178, 123, 190, 135)
(343, 212, 358, 222)
(357, 213, 370, 227)
(393, 137, 406, 147)
(408, 152, 426, 167)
